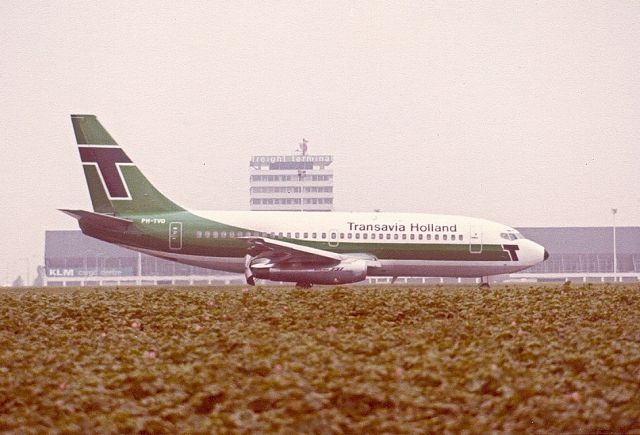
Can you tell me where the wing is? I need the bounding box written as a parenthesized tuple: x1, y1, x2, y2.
(242, 237, 382, 285)
(245, 237, 382, 267)
(246, 237, 344, 267)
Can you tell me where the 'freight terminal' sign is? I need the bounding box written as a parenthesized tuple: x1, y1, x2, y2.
(251, 155, 333, 164)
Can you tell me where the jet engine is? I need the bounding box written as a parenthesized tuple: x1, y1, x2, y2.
(245, 256, 368, 286)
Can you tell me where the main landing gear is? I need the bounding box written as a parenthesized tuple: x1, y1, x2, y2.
(296, 282, 313, 289)
(479, 276, 490, 289)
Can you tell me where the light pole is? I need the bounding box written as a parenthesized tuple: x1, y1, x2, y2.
(612, 208, 617, 282)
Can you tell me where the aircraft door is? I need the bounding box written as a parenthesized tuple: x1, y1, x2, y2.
(469, 225, 482, 254)
(169, 222, 182, 250)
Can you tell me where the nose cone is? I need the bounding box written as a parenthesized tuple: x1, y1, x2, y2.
(516, 239, 548, 267)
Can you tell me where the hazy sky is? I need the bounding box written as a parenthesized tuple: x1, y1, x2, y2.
(2, 1, 639, 283)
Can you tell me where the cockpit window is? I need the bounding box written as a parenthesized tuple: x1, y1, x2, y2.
(501, 232, 519, 241)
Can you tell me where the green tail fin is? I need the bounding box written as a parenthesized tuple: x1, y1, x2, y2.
(71, 114, 184, 215)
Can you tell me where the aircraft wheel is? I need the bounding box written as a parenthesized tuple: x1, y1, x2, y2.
(478, 277, 490, 289)
(296, 282, 313, 289)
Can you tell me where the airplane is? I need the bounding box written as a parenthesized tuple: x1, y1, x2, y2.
(62, 114, 548, 288)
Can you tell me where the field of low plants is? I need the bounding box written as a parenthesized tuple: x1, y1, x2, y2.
(1, 284, 639, 433)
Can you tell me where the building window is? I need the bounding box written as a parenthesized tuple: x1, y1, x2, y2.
(212, 231, 219, 238)
(221, 232, 227, 238)
(204, 231, 211, 238)
(196, 231, 202, 238)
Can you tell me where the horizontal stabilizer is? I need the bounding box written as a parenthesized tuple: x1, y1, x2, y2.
(59, 209, 133, 231)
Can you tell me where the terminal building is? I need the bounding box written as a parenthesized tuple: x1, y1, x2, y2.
(249, 139, 334, 212)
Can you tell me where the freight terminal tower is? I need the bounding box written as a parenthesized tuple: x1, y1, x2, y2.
(249, 139, 334, 212)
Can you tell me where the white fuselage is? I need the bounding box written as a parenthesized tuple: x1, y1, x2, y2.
(133, 210, 546, 278)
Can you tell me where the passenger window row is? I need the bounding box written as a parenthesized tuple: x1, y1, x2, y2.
(195, 230, 463, 242)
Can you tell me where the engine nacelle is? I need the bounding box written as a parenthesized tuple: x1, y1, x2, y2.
(251, 258, 368, 285)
